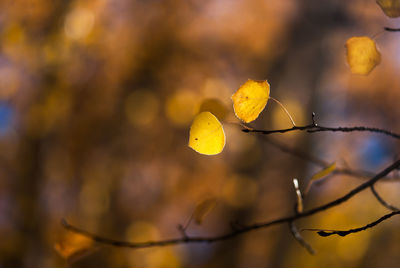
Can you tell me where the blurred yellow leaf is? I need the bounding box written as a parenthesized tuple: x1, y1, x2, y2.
(310, 162, 336, 182)
(54, 231, 94, 261)
(166, 90, 199, 127)
(377, 0, 400, 18)
(231, 79, 270, 123)
(193, 198, 217, 225)
(188, 112, 225, 155)
(199, 98, 228, 121)
(305, 162, 337, 194)
(345, 36, 381, 75)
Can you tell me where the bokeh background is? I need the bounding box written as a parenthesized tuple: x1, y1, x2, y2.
(1, 0, 400, 267)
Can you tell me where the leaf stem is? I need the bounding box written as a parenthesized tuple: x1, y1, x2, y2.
(269, 97, 296, 127)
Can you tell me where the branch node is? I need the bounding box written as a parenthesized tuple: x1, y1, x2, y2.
(230, 221, 245, 231)
(177, 224, 189, 239)
(311, 112, 317, 126)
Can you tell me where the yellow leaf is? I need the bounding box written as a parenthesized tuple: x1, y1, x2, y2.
(54, 231, 94, 260)
(305, 162, 336, 194)
(377, 0, 400, 18)
(188, 112, 225, 155)
(193, 198, 217, 225)
(345, 36, 381, 75)
(231, 79, 270, 123)
(310, 162, 336, 182)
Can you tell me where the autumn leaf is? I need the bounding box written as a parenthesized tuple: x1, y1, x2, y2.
(377, 0, 400, 18)
(231, 79, 270, 123)
(54, 231, 94, 262)
(345, 36, 381, 75)
(305, 162, 336, 194)
(188, 112, 225, 155)
(193, 197, 218, 225)
(310, 162, 336, 182)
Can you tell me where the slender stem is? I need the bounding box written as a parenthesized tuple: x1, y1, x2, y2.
(182, 212, 194, 231)
(289, 221, 315, 255)
(371, 29, 386, 40)
(269, 96, 296, 127)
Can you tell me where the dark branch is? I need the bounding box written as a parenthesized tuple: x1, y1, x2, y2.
(370, 185, 399, 211)
(384, 27, 400, 32)
(303, 211, 400, 237)
(242, 113, 400, 139)
(307, 125, 400, 138)
(243, 124, 400, 139)
(242, 124, 315, 135)
(61, 160, 400, 249)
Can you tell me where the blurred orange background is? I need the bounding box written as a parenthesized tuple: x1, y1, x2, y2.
(0, 0, 399, 267)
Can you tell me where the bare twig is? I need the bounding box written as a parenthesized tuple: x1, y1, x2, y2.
(259, 136, 328, 167)
(269, 96, 296, 126)
(289, 221, 315, 255)
(384, 27, 400, 32)
(370, 185, 399, 211)
(260, 136, 399, 182)
(243, 124, 400, 139)
(303, 210, 400, 237)
(307, 126, 400, 138)
(242, 113, 400, 139)
(62, 160, 400, 249)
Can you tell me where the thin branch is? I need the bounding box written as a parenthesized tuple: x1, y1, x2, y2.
(243, 124, 400, 139)
(307, 125, 400, 138)
(384, 27, 400, 32)
(260, 136, 399, 182)
(242, 113, 400, 139)
(303, 211, 400, 237)
(62, 160, 400, 249)
(370, 185, 399, 211)
(242, 123, 315, 135)
(260, 136, 328, 167)
(289, 221, 315, 255)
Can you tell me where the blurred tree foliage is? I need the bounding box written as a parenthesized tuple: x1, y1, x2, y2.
(0, 0, 399, 267)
